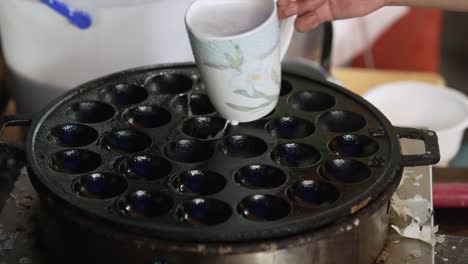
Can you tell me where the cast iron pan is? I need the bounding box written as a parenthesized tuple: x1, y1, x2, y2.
(0, 61, 440, 243)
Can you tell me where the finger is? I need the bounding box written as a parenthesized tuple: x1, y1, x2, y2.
(278, 2, 299, 19)
(295, 0, 326, 16)
(277, 0, 290, 9)
(295, 11, 319, 32)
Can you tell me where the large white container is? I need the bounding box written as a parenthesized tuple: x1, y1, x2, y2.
(364, 81, 468, 165)
(0, 0, 195, 113)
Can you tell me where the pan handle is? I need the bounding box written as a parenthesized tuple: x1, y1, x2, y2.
(0, 114, 34, 171)
(0, 114, 33, 135)
(396, 127, 440, 167)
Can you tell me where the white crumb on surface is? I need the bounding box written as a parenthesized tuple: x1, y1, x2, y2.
(436, 234, 446, 244)
(391, 223, 440, 246)
(391, 194, 431, 224)
(410, 249, 422, 258)
(399, 173, 410, 187)
(353, 219, 360, 226)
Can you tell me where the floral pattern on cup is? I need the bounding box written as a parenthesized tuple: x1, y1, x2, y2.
(221, 43, 280, 112)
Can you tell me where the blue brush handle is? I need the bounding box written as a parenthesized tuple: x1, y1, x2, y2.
(40, 0, 92, 30)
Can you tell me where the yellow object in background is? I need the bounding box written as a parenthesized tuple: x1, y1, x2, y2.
(333, 67, 446, 96)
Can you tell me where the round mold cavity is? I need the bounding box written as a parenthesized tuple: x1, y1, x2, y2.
(271, 143, 321, 167)
(146, 73, 193, 94)
(124, 105, 171, 128)
(320, 159, 372, 183)
(289, 91, 335, 112)
(234, 165, 286, 189)
(101, 130, 151, 154)
(266, 117, 315, 139)
(172, 170, 226, 195)
(164, 139, 213, 163)
(68, 101, 115, 123)
(218, 135, 267, 158)
(237, 194, 291, 221)
(73, 173, 127, 199)
(177, 198, 232, 226)
(119, 190, 172, 217)
(121, 155, 172, 180)
(172, 93, 215, 116)
(329, 134, 379, 157)
(280, 80, 293, 96)
(99, 84, 148, 105)
(317, 110, 367, 133)
(288, 180, 340, 208)
(181, 116, 228, 140)
(49, 149, 101, 174)
(48, 124, 98, 147)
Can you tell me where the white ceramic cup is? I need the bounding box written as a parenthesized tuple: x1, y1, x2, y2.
(185, 0, 295, 124)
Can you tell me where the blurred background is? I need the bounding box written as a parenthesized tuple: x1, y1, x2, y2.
(355, 9, 468, 168)
(439, 12, 468, 167)
(334, 8, 468, 168)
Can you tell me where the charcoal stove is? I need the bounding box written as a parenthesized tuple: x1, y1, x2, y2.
(0, 62, 440, 264)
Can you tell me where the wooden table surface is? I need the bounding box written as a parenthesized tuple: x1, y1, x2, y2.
(332, 67, 446, 95)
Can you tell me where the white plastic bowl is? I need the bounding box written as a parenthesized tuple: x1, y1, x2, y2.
(363, 81, 468, 165)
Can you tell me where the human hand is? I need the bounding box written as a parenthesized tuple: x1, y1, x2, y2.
(277, 0, 388, 32)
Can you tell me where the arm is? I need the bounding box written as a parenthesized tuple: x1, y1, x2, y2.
(389, 0, 468, 11)
(278, 0, 468, 32)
